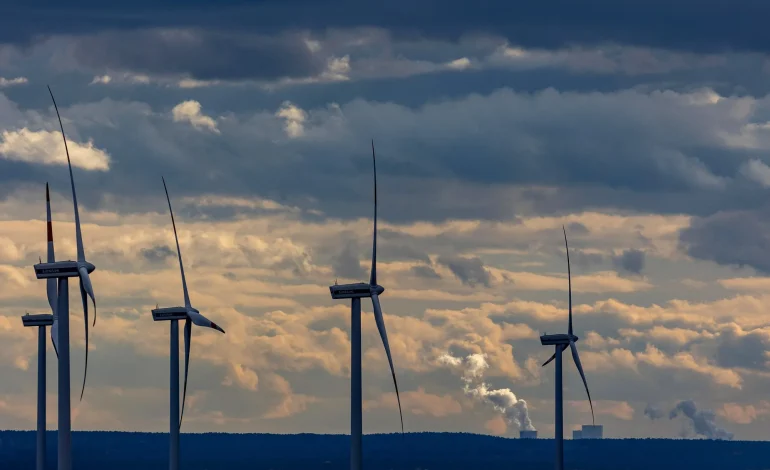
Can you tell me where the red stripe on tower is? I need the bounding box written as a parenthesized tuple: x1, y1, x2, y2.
(46, 183, 53, 242)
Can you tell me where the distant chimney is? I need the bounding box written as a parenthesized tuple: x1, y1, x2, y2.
(572, 430, 582, 439)
(581, 424, 603, 439)
(519, 430, 538, 439)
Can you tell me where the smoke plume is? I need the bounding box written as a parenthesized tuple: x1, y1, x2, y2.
(669, 400, 734, 440)
(438, 352, 535, 431)
(644, 404, 665, 420)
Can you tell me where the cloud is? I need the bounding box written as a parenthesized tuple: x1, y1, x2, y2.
(570, 400, 635, 421)
(714, 325, 770, 371)
(262, 374, 319, 419)
(276, 102, 307, 138)
(739, 159, 770, 187)
(6, 22, 770, 438)
(0, 129, 111, 171)
(68, 29, 327, 82)
(171, 100, 220, 134)
(679, 208, 770, 273)
(0, 86, 765, 223)
(89, 73, 151, 86)
(5, 2, 770, 57)
(366, 387, 463, 418)
(331, 238, 367, 280)
(139, 245, 175, 264)
(0, 77, 27, 88)
(222, 362, 259, 391)
(437, 256, 491, 287)
(410, 265, 442, 280)
(613, 249, 646, 274)
(719, 402, 770, 424)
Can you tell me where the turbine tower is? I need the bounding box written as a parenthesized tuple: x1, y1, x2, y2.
(21, 183, 59, 470)
(151, 177, 226, 470)
(329, 141, 404, 470)
(33, 87, 98, 470)
(21, 312, 53, 470)
(539, 226, 594, 470)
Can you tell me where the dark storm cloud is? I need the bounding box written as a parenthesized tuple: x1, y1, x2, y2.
(139, 245, 175, 263)
(4, 1, 770, 55)
(2, 84, 769, 224)
(572, 250, 606, 270)
(69, 29, 327, 81)
(715, 328, 770, 371)
(437, 255, 491, 287)
(679, 207, 770, 273)
(411, 265, 442, 280)
(613, 249, 646, 274)
(331, 238, 367, 280)
(567, 222, 590, 235)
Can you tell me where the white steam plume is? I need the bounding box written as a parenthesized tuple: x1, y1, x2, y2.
(438, 352, 535, 432)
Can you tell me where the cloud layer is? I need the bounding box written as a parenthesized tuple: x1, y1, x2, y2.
(1, 4, 770, 441)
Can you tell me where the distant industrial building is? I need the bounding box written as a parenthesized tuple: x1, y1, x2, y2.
(581, 424, 603, 439)
(519, 430, 538, 439)
(572, 430, 582, 439)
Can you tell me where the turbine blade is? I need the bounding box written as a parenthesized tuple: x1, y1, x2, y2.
(48, 86, 85, 263)
(162, 177, 191, 309)
(542, 352, 557, 367)
(369, 140, 378, 286)
(51, 322, 59, 359)
(569, 340, 594, 425)
(188, 310, 225, 334)
(180, 318, 192, 428)
(46, 183, 57, 313)
(541, 344, 567, 367)
(371, 293, 404, 434)
(563, 226, 572, 336)
(79, 268, 96, 327)
(46, 182, 59, 358)
(79, 278, 89, 401)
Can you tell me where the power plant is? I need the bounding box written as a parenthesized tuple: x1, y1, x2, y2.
(572, 425, 603, 439)
(519, 430, 538, 439)
(581, 424, 604, 439)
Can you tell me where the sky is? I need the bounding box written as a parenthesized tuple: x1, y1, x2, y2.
(1, 0, 770, 440)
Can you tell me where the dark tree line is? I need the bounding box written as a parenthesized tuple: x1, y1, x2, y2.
(0, 431, 761, 469)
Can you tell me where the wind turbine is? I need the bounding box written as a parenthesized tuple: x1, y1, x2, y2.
(151, 177, 225, 470)
(21, 311, 53, 470)
(539, 226, 594, 470)
(329, 141, 404, 470)
(20, 183, 58, 470)
(33, 86, 98, 470)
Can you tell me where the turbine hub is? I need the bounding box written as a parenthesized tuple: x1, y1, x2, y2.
(81, 261, 96, 273)
(370, 284, 385, 295)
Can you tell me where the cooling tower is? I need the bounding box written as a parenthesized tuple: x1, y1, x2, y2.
(519, 430, 538, 439)
(581, 424, 603, 439)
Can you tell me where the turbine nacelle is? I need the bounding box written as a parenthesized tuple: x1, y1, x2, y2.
(330, 282, 385, 299)
(540, 333, 579, 346)
(34, 261, 80, 279)
(151, 307, 188, 322)
(33, 260, 95, 279)
(21, 314, 54, 327)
